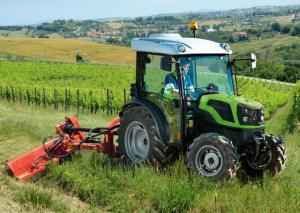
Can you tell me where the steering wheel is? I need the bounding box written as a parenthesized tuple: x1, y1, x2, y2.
(206, 83, 218, 92)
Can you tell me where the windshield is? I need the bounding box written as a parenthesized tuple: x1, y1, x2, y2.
(179, 55, 234, 100)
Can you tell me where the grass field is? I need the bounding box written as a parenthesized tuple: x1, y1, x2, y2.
(1, 33, 300, 65)
(1, 32, 300, 65)
(0, 91, 298, 212)
(47, 33, 63, 39)
(0, 38, 135, 65)
(230, 35, 300, 54)
(0, 28, 29, 38)
(201, 20, 223, 27)
(0, 101, 114, 213)
(107, 22, 123, 29)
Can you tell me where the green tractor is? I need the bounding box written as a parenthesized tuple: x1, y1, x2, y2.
(117, 24, 287, 181)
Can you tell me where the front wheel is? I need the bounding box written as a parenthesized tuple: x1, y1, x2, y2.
(187, 133, 238, 181)
(117, 106, 176, 165)
(240, 134, 287, 179)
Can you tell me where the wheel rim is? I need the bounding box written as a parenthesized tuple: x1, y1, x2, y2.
(247, 151, 272, 170)
(195, 145, 223, 177)
(124, 121, 149, 163)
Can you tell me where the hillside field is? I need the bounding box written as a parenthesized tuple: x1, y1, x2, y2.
(231, 35, 300, 54)
(0, 38, 135, 65)
(1, 34, 300, 64)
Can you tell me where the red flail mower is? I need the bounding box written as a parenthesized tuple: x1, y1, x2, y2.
(5, 116, 120, 181)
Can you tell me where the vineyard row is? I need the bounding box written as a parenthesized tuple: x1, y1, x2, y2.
(0, 85, 129, 114)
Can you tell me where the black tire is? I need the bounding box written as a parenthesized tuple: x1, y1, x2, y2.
(117, 106, 176, 165)
(240, 134, 287, 179)
(187, 133, 238, 181)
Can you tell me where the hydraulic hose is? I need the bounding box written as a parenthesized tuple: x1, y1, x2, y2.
(42, 135, 84, 159)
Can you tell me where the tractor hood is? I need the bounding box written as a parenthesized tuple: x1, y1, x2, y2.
(199, 94, 265, 128)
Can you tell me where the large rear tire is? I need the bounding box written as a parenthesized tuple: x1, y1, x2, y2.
(117, 106, 176, 165)
(187, 133, 238, 181)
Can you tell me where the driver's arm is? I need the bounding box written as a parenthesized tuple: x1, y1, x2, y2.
(164, 73, 180, 98)
(185, 75, 194, 94)
(168, 88, 180, 98)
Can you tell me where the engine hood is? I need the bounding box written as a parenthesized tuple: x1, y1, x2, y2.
(199, 94, 265, 128)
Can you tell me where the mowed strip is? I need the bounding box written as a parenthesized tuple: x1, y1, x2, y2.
(0, 38, 136, 65)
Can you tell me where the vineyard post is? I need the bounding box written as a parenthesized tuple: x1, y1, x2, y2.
(68, 89, 70, 110)
(65, 89, 68, 111)
(12, 86, 15, 103)
(26, 88, 30, 106)
(0, 87, 2, 100)
(90, 90, 93, 113)
(34, 88, 37, 107)
(77, 90, 80, 113)
(54, 89, 57, 109)
(124, 89, 126, 105)
(43, 87, 46, 108)
(6, 86, 9, 102)
(19, 87, 22, 104)
(107, 89, 110, 115)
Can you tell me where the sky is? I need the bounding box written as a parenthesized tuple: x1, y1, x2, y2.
(0, 0, 299, 26)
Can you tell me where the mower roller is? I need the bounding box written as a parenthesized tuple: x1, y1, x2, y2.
(5, 116, 120, 181)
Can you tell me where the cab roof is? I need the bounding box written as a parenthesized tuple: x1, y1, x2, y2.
(131, 33, 232, 55)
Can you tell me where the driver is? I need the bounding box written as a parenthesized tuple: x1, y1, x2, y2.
(164, 63, 194, 98)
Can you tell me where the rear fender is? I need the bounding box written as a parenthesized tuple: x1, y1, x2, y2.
(120, 98, 170, 145)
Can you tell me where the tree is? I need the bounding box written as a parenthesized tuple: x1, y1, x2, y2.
(146, 16, 153, 21)
(76, 53, 83, 62)
(281, 25, 292, 34)
(271, 22, 281, 32)
(135, 17, 143, 23)
(239, 35, 249, 42)
(291, 24, 300, 36)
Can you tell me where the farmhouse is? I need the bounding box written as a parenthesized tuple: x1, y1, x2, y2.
(207, 28, 217, 32)
(271, 14, 295, 22)
(232, 32, 248, 40)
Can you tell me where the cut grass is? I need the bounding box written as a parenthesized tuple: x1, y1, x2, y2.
(0, 101, 116, 212)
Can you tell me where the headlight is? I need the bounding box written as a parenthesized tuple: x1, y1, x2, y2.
(242, 116, 248, 123)
(238, 104, 265, 126)
(223, 43, 231, 52)
(243, 108, 249, 114)
(178, 44, 186, 52)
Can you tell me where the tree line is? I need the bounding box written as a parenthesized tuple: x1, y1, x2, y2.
(234, 43, 300, 83)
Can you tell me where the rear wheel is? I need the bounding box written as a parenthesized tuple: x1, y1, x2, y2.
(187, 133, 238, 181)
(117, 106, 176, 165)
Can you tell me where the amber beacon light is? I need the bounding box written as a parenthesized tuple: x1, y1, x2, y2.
(190, 21, 198, 38)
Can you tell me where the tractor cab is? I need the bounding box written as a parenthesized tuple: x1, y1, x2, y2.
(129, 33, 239, 147)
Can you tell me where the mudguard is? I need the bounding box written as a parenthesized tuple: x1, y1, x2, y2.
(121, 98, 170, 145)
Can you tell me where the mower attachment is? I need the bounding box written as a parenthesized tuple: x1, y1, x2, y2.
(5, 116, 120, 181)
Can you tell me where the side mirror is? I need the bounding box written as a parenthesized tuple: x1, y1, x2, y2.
(160, 56, 172, 71)
(251, 53, 256, 69)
